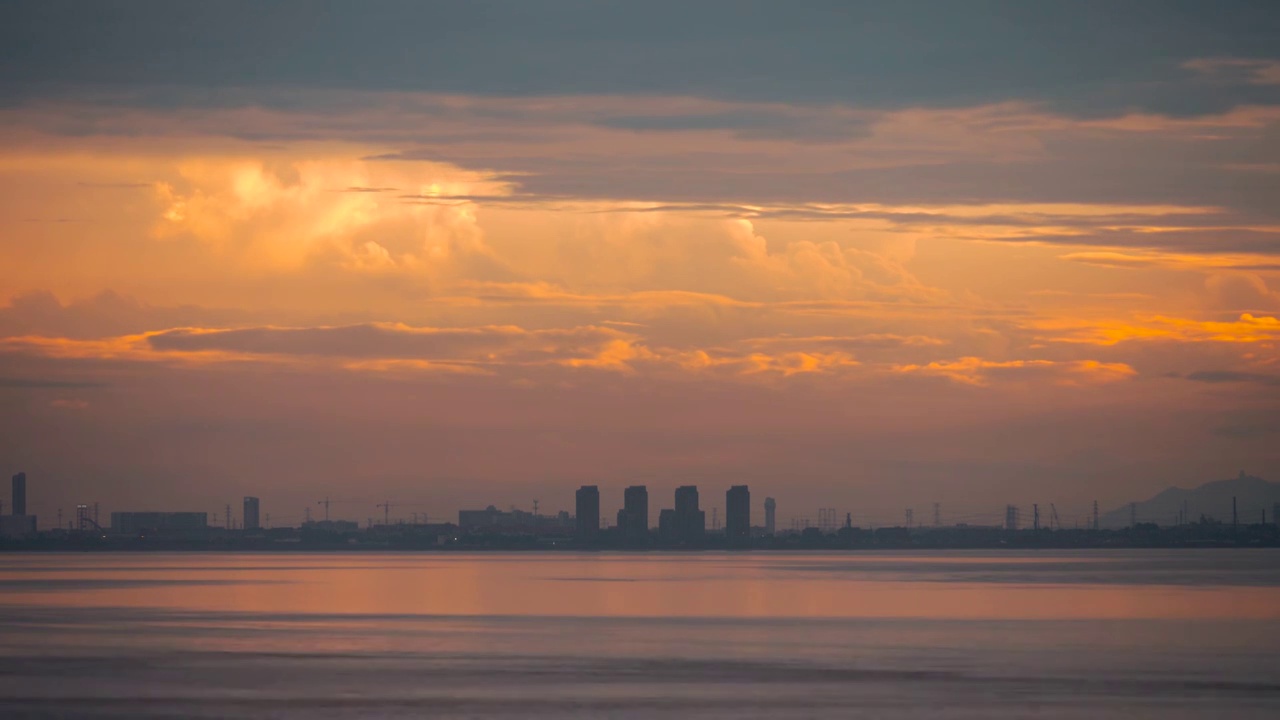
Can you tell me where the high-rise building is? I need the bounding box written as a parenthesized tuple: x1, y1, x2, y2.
(675, 485, 699, 514)
(726, 485, 750, 542)
(243, 496, 261, 531)
(622, 485, 648, 542)
(575, 485, 600, 540)
(658, 508, 677, 543)
(764, 497, 776, 535)
(673, 485, 705, 544)
(11, 472, 26, 516)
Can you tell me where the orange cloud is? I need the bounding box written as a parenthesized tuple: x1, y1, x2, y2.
(1037, 314, 1280, 346)
(893, 357, 1137, 386)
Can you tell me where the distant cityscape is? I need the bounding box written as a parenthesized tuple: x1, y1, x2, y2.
(3, 470, 1279, 550)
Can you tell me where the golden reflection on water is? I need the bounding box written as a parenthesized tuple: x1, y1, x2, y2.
(1, 552, 1278, 621)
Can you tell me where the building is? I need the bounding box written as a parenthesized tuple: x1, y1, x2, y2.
(110, 512, 208, 536)
(243, 496, 261, 531)
(726, 485, 750, 542)
(11, 472, 26, 515)
(575, 485, 600, 541)
(764, 497, 776, 535)
(673, 485, 705, 544)
(458, 505, 514, 529)
(657, 508, 677, 543)
(621, 485, 648, 542)
(0, 515, 37, 539)
(301, 519, 360, 534)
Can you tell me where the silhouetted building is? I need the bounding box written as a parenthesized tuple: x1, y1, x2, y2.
(764, 497, 776, 535)
(459, 505, 528, 529)
(0, 514, 36, 539)
(11, 472, 25, 516)
(673, 485, 705, 544)
(658, 508, 677, 543)
(243, 496, 260, 531)
(621, 485, 648, 542)
(301, 519, 360, 534)
(110, 512, 208, 536)
(726, 485, 750, 542)
(576, 485, 600, 540)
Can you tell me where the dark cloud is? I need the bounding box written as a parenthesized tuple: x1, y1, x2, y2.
(0, 291, 249, 340)
(0, 377, 104, 389)
(2, 1, 1278, 118)
(1184, 370, 1280, 386)
(593, 111, 872, 143)
(76, 182, 151, 189)
(145, 323, 628, 363)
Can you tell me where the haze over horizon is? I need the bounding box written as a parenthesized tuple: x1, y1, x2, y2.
(2, 1, 1279, 528)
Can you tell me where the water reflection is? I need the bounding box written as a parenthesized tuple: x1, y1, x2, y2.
(1, 550, 1278, 620)
(1, 551, 1279, 718)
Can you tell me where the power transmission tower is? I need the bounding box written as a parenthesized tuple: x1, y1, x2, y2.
(933, 503, 941, 527)
(1092, 500, 1099, 531)
(1032, 504, 1040, 531)
(905, 508, 914, 528)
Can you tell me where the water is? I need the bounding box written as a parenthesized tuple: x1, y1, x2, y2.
(1, 550, 1278, 718)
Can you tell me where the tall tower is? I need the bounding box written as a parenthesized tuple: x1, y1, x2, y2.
(243, 497, 261, 531)
(623, 485, 648, 542)
(1004, 505, 1019, 531)
(11, 472, 26, 516)
(764, 497, 776, 535)
(725, 485, 750, 543)
(673, 485, 705, 544)
(575, 485, 600, 541)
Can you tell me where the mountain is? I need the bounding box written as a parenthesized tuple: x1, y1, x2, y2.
(1101, 472, 1280, 528)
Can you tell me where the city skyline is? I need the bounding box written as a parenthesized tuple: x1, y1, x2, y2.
(7, 467, 1278, 535)
(1, 2, 1279, 529)
(3, 6, 1279, 719)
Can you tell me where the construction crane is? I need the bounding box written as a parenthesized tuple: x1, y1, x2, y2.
(316, 497, 365, 522)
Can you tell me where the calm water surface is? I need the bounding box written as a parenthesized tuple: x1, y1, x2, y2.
(1, 550, 1278, 718)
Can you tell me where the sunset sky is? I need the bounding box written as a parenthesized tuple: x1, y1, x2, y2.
(2, 1, 1278, 528)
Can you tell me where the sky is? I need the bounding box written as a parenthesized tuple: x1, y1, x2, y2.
(1, 1, 1278, 530)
